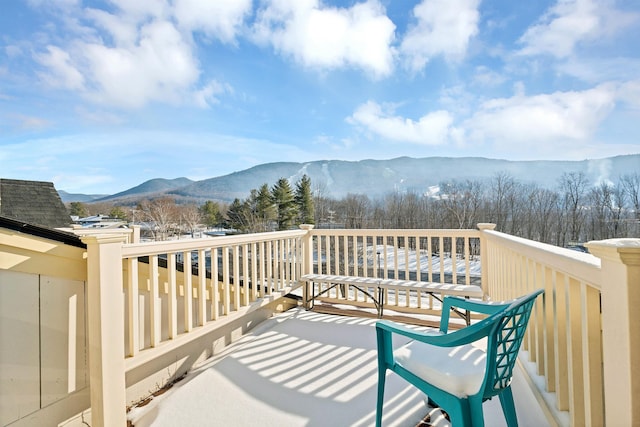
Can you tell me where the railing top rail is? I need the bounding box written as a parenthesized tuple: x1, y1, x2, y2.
(310, 228, 482, 238)
(483, 229, 602, 289)
(121, 229, 307, 258)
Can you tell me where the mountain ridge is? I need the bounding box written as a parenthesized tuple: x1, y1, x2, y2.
(62, 155, 640, 204)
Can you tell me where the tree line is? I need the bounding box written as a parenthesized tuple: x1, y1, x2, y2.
(225, 175, 314, 232)
(68, 171, 639, 245)
(67, 175, 315, 239)
(312, 171, 640, 246)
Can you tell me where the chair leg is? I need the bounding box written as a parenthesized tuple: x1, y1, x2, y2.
(447, 400, 472, 427)
(376, 368, 386, 427)
(499, 386, 519, 427)
(426, 396, 437, 408)
(468, 396, 485, 427)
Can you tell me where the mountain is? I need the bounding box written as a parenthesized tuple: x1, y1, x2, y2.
(96, 177, 194, 202)
(58, 190, 108, 203)
(71, 155, 639, 204)
(168, 155, 639, 202)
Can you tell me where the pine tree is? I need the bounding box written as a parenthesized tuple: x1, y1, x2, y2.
(295, 174, 314, 225)
(271, 178, 296, 230)
(69, 201, 87, 217)
(200, 200, 222, 228)
(256, 183, 277, 231)
(226, 198, 249, 232)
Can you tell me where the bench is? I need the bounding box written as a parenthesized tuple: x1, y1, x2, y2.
(299, 274, 484, 325)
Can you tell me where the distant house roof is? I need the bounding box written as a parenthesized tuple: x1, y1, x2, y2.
(0, 178, 72, 229)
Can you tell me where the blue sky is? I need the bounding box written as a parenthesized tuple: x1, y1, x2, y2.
(1, 0, 639, 194)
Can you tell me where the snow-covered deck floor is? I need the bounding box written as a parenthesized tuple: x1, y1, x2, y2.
(129, 308, 550, 427)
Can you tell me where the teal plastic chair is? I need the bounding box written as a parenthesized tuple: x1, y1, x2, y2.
(375, 289, 543, 427)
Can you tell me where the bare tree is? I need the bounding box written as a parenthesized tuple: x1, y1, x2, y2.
(528, 187, 560, 243)
(179, 204, 202, 237)
(341, 194, 370, 229)
(313, 180, 331, 226)
(437, 180, 485, 229)
(558, 172, 590, 243)
(488, 172, 517, 231)
(610, 180, 628, 237)
(588, 182, 613, 240)
(138, 197, 178, 240)
(621, 173, 640, 221)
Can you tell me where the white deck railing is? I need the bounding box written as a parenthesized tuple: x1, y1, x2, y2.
(480, 225, 603, 426)
(307, 228, 482, 316)
(120, 229, 306, 359)
(74, 225, 640, 427)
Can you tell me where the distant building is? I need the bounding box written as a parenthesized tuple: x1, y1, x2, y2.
(72, 214, 126, 229)
(0, 178, 72, 228)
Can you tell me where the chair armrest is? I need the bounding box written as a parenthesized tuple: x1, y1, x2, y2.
(439, 296, 510, 333)
(376, 319, 494, 348)
(442, 295, 510, 316)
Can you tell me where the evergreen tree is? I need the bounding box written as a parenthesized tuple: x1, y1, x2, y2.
(256, 183, 277, 231)
(226, 198, 249, 232)
(69, 201, 87, 217)
(109, 206, 128, 220)
(294, 174, 314, 225)
(271, 178, 296, 230)
(200, 200, 222, 228)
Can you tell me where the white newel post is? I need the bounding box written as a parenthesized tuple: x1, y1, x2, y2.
(131, 224, 141, 243)
(300, 224, 314, 308)
(81, 235, 127, 427)
(585, 238, 640, 427)
(477, 223, 496, 296)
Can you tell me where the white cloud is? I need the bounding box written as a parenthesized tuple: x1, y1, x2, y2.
(35, 45, 85, 90)
(253, 0, 396, 78)
(194, 80, 233, 107)
(31, 1, 241, 109)
(617, 80, 640, 111)
(400, 0, 480, 72)
(173, 0, 252, 43)
(81, 20, 200, 108)
(348, 101, 456, 145)
(558, 57, 640, 84)
(518, 0, 638, 58)
(472, 66, 506, 87)
(465, 84, 617, 148)
(105, 0, 169, 21)
(84, 7, 141, 46)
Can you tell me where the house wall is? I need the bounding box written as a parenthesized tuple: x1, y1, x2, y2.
(0, 229, 89, 427)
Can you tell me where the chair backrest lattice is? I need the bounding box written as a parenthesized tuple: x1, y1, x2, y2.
(484, 293, 540, 397)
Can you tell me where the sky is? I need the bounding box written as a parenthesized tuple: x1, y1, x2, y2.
(1, 0, 639, 195)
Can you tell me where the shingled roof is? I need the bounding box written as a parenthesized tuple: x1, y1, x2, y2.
(0, 178, 72, 229)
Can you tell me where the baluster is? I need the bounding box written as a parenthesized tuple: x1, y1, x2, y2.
(266, 241, 273, 295)
(167, 252, 177, 339)
(251, 242, 258, 302)
(198, 249, 207, 325)
(211, 248, 219, 320)
(183, 251, 193, 332)
(451, 237, 458, 284)
(126, 257, 139, 356)
(233, 246, 240, 311)
(149, 255, 160, 347)
(223, 246, 230, 314)
(243, 244, 250, 306)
